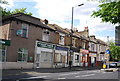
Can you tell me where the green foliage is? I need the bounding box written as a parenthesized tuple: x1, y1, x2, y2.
(1, 8, 32, 17)
(91, 1, 120, 24)
(11, 8, 32, 15)
(0, 8, 11, 16)
(109, 42, 120, 61)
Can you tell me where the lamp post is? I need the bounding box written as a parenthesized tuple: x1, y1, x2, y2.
(69, 4, 84, 69)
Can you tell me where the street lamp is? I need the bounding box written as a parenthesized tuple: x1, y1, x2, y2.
(69, 4, 84, 69)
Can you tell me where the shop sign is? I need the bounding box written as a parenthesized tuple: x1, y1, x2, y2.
(37, 42, 54, 49)
(80, 49, 89, 54)
(55, 46, 68, 51)
(89, 53, 96, 57)
(0, 39, 10, 46)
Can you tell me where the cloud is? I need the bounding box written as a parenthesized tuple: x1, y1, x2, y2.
(33, 0, 115, 40)
(96, 36, 115, 42)
(3, 0, 114, 42)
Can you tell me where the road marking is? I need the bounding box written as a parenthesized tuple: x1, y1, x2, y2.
(21, 76, 47, 79)
(58, 78, 66, 79)
(81, 74, 95, 77)
(75, 76, 80, 77)
(60, 74, 71, 76)
(59, 72, 78, 76)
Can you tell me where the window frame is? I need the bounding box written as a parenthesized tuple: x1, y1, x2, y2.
(17, 48, 28, 62)
(59, 35, 65, 45)
(0, 45, 7, 62)
(42, 29, 50, 41)
(21, 23, 29, 38)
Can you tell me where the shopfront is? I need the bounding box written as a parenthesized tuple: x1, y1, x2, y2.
(0, 39, 10, 62)
(35, 41, 54, 68)
(54, 45, 69, 68)
(89, 53, 97, 67)
(80, 49, 89, 67)
(72, 52, 82, 66)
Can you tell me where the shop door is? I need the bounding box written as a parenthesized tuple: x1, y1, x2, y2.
(40, 51, 53, 68)
(35, 54, 40, 68)
(89, 57, 91, 66)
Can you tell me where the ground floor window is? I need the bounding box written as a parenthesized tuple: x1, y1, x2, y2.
(75, 55, 79, 63)
(18, 48, 28, 62)
(41, 51, 52, 62)
(55, 53, 62, 63)
(0, 45, 7, 62)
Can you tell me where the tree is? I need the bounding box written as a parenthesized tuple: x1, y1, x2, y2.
(0, 0, 32, 17)
(1, 8, 32, 17)
(91, 1, 120, 24)
(109, 41, 120, 61)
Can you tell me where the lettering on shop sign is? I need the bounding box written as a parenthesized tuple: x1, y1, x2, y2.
(55, 46, 68, 51)
(37, 42, 54, 49)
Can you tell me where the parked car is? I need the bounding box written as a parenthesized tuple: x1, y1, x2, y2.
(109, 61, 120, 67)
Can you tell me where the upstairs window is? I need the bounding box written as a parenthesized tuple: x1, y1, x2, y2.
(43, 29, 50, 41)
(59, 35, 64, 45)
(91, 44, 94, 51)
(22, 24, 28, 38)
(72, 38, 76, 47)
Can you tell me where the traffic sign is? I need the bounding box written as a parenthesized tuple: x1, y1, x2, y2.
(106, 50, 110, 54)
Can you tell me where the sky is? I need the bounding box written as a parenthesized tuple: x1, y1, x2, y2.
(1, 0, 116, 42)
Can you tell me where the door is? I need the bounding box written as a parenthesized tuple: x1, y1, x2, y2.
(40, 51, 53, 68)
(35, 54, 40, 68)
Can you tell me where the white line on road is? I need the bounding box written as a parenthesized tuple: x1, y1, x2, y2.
(81, 74, 95, 77)
(21, 76, 47, 79)
(75, 76, 80, 77)
(59, 72, 79, 76)
(58, 78, 66, 79)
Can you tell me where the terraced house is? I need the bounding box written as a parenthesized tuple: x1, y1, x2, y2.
(0, 13, 108, 69)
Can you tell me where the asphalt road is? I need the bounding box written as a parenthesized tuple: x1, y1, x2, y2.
(2, 69, 120, 81)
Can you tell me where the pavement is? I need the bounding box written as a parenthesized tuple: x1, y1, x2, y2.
(2, 66, 102, 77)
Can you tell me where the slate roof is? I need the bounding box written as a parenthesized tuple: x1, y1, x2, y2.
(2, 13, 55, 31)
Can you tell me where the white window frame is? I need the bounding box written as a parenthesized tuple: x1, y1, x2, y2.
(42, 29, 50, 41)
(21, 23, 29, 38)
(17, 48, 28, 62)
(75, 54, 79, 63)
(72, 38, 76, 47)
(59, 33, 65, 45)
(91, 43, 94, 51)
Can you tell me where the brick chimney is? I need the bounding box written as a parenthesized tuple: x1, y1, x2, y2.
(44, 19, 48, 24)
(84, 26, 89, 37)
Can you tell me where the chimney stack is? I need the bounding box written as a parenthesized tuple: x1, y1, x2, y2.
(44, 19, 48, 24)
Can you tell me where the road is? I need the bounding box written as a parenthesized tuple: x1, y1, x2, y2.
(2, 69, 120, 81)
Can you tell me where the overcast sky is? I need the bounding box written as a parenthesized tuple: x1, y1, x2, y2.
(2, 0, 116, 42)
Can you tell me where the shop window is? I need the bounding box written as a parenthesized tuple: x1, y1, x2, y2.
(41, 51, 52, 62)
(18, 48, 28, 62)
(0, 45, 7, 62)
(22, 24, 28, 38)
(43, 29, 50, 42)
(59, 35, 64, 45)
(55, 53, 62, 63)
(75, 55, 79, 63)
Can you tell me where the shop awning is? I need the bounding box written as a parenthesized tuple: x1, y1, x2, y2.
(0, 39, 10, 46)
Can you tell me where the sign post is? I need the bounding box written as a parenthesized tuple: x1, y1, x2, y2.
(106, 49, 110, 69)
